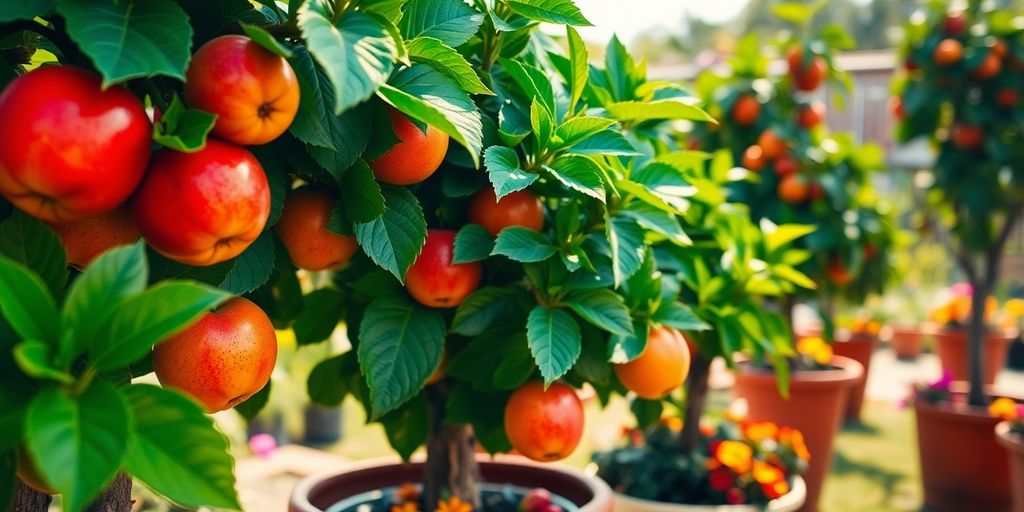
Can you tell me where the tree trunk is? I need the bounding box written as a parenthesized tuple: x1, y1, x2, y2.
(680, 353, 712, 452)
(10, 481, 51, 512)
(423, 386, 479, 512)
(966, 278, 989, 407)
(10, 474, 132, 512)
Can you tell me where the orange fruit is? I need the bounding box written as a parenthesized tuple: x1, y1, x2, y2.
(778, 175, 809, 204)
(731, 95, 760, 127)
(934, 39, 963, 67)
(742, 145, 766, 172)
(614, 326, 691, 399)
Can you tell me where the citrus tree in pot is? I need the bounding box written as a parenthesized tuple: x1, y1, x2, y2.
(892, 1, 1024, 509)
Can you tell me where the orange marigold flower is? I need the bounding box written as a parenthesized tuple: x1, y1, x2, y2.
(780, 427, 811, 461)
(762, 479, 790, 499)
(744, 421, 779, 443)
(866, 321, 881, 336)
(716, 440, 753, 474)
(812, 343, 833, 365)
(436, 496, 472, 512)
(752, 461, 785, 485)
(395, 483, 420, 503)
(796, 336, 825, 356)
(392, 502, 419, 512)
(989, 397, 1019, 421)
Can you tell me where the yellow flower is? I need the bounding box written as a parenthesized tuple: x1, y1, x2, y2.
(744, 421, 779, 443)
(436, 496, 472, 512)
(780, 427, 811, 461)
(989, 397, 1019, 421)
(813, 343, 833, 365)
(1005, 298, 1024, 318)
(797, 336, 825, 357)
(752, 461, 784, 485)
(716, 440, 753, 474)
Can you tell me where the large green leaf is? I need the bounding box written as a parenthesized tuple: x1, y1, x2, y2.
(219, 231, 276, 295)
(357, 296, 445, 417)
(90, 281, 228, 372)
(545, 155, 605, 201)
(56, 0, 193, 86)
(565, 25, 588, 113)
(526, 306, 581, 384)
(353, 186, 427, 281)
(25, 381, 129, 512)
(491, 227, 555, 263)
(483, 146, 538, 199)
(606, 215, 646, 286)
(299, 6, 397, 114)
(605, 100, 715, 122)
(377, 64, 483, 167)
(379, 396, 428, 461)
(0, 0, 53, 22)
(506, 0, 591, 26)
(307, 353, 356, 406)
(652, 302, 711, 331)
(13, 340, 73, 384)
(564, 289, 633, 336)
(450, 286, 528, 336)
(554, 117, 614, 149)
(406, 37, 492, 95)
(0, 256, 59, 344)
(453, 224, 493, 264)
(566, 129, 639, 156)
(398, 0, 484, 47)
(340, 160, 385, 223)
(0, 210, 66, 295)
(608, 319, 650, 363)
(293, 288, 345, 345)
(123, 385, 240, 509)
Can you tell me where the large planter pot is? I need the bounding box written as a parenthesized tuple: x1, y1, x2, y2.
(831, 335, 876, 421)
(289, 455, 613, 512)
(933, 328, 1012, 385)
(611, 478, 806, 512)
(914, 401, 1012, 511)
(732, 355, 862, 512)
(889, 326, 924, 360)
(996, 422, 1024, 512)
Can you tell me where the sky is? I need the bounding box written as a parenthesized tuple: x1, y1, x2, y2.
(570, 0, 751, 44)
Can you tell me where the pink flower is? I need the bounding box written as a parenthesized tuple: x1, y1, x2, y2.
(951, 282, 973, 297)
(929, 371, 954, 391)
(249, 433, 277, 459)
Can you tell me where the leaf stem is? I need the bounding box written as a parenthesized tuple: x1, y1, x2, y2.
(144, 80, 169, 112)
(73, 367, 97, 396)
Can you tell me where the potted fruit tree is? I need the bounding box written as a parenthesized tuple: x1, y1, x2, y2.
(893, 2, 1024, 510)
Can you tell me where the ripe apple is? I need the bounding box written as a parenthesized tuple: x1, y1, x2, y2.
(778, 175, 810, 204)
(951, 124, 982, 150)
(133, 139, 270, 266)
(827, 259, 853, 286)
(614, 326, 690, 399)
(520, 489, 554, 512)
(153, 297, 277, 412)
(504, 382, 584, 462)
(404, 229, 481, 308)
(48, 207, 139, 268)
(742, 145, 765, 172)
(944, 12, 967, 35)
(468, 187, 544, 236)
(757, 130, 787, 160)
(0, 66, 150, 223)
(275, 187, 358, 271)
(934, 39, 963, 67)
(731, 95, 760, 127)
(798, 102, 825, 128)
(774, 156, 799, 178)
(369, 109, 449, 185)
(185, 35, 300, 145)
(787, 48, 827, 91)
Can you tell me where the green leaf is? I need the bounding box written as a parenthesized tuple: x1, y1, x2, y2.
(354, 186, 427, 281)
(546, 155, 605, 201)
(631, 398, 663, 428)
(567, 129, 639, 156)
(771, 264, 817, 290)
(484, 146, 538, 199)
(564, 289, 633, 336)
(233, 380, 271, 421)
(379, 396, 428, 461)
(506, 0, 591, 26)
(219, 232, 276, 295)
(499, 58, 555, 116)
(653, 302, 711, 331)
(378, 64, 483, 167)
(0, 256, 59, 344)
(123, 385, 240, 509)
(56, 0, 193, 86)
(565, 25, 588, 113)
(407, 37, 492, 95)
(451, 286, 528, 336)
(25, 381, 129, 512)
(299, 6, 397, 114)
(765, 223, 816, 253)
(307, 353, 354, 406)
(527, 306, 581, 384)
(0, 387, 28, 453)
(13, 340, 73, 384)
(606, 215, 646, 286)
(605, 100, 715, 122)
(771, 2, 821, 25)
(621, 203, 690, 246)
(357, 295, 445, 417)
(0, 210, 66, 295)
(240, 22, 293, 57)
(340, 160, 386, 223)
(453, 224, 493, 264)
(91, 280, 228, 372)
(492, 227, 555, 263)
(152, 94, 217, 153)
(554, 117, 615, 149)
(530, 98, 553, 151)
(398, 0, 484, 47)
(0, 0, 53, 22)
(608, 319, 649, 363)
(293, 288, 345, 345)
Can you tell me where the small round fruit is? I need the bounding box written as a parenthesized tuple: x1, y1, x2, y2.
(971, 53, 1001, 80)
(742, 145, 766, 172)
(405, 229, 481, 308)
(798, 102, 826, 128)
(520, 488, 553, 512)
(18, 447, 55, 495)
(774, 156, 799, 178)
(757, 130, 787, 160)
(809, 182, 825, 201)
(951, 124, 982, 150)
(468, 187, 544, 236)
(369, 109, 449, 185)
(864, 243, 877, 259)
(731, 95, 760, 127)
(134, 140, 270, 266)
(0, 67, 151, 223)
(153, 297, 278, 413)
(888, 96, 905, 120)
(944, 11, 967, 35)
(275, 188, 358, 271)
(504, 382, 584, 462)
(787, 48, 827, 91)
(778, 175, 810, 204)
(990, 39, 1008, 59)
(827, 259, 853, 286)
(185, 35, 300, 145)
(614, 326, 691, 399)
(997, 89, 1019, 108)
(48, 207, 139, 268)
(934, 39, 963, 67)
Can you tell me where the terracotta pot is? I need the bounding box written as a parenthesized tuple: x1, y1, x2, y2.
(831, 335, 876, 421)
(289, 455, 613, 512)
(996, 422, 1024, 512)
(732, 356, 862, 512)
(612, 477, 806, 512)
(914, 401, 1012, 511)
(889, 326, 924, 359)
(933, 328, 1012, 385)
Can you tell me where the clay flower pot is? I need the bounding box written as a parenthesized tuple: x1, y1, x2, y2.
(995, 422, 1024, 512)
(289, 455, 612, 512)
(914, 401, 1012, 511)
(831, 335, 876, 421)
(612, 477, 806, 512)
(933, 328, 1012, 385)
(889, 326, 924, 360)
(732, 355, 862, 512)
